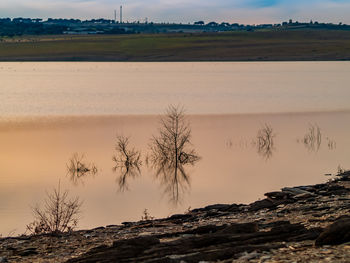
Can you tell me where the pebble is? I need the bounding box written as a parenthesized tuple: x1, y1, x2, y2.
(238, 251, 261, 260)
(259, 255, 271, 261)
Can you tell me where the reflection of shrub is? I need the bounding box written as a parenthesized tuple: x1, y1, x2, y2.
(303, 123, 322, 152)
(67, 153, 98, 184)
(112, 135, 142, 191)
(255, 123, 275, 160)
(67, 153, 98, 176)
(326, 137, 336, 150)
(26, 183, 82, 235)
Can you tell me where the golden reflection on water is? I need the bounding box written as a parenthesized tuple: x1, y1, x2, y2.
(0, 111, 350, 235)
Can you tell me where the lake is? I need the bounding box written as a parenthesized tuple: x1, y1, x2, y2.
(0, 62, 349, 236)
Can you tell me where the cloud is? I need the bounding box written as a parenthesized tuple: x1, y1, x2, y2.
(0, 0, 349, 24)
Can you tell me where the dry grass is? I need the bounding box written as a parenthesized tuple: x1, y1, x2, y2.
(27, 183, 82, 235)
(0, 30, 349, 61)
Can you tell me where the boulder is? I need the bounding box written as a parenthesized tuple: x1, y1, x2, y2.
(265, 191, 293, 200)
(315, 216, 350, 246)
(249, 198, 276, 211)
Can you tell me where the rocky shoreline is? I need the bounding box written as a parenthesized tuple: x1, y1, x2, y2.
(1, 172, 350, 263)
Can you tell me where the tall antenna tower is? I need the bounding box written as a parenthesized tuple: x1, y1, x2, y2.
(114, 10, 117, 23)
(120, 5, 123, 24)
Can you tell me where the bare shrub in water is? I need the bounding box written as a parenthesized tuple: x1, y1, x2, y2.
(112, 135, 142, 191)
(26, 183, 82, 235)
(149, 105, 200, 204)
(150, 105, 200, 167)
(141, 209, 154, 221)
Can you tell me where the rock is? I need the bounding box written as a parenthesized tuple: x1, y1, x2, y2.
(282, 187, 314, 196)
(67, 221, 320, 263)
(86, 244, 109, 254)
(68, 236, 160, 262)
(315, 216, 350, 246)
(227, 204, 242, 212)
(191, 204, 233, 213)
(112, 235, 160, 248)
(204, 211, 221, 217)
(92, 227, 105, 231)
(337, 197, 350, 201)
(194, 203, 242, 213)
(106, 225, 119, 228)
(204, 204, 232, 211)
(0, 257, 8, 263)
(185, 224, 226, 235)
(17, 247, 38, 256)
(261, 220, 290, 229)
(237, 251, 261, 260)
(260, 255, 272, 261)
(249, 199, 276, 211)
(2, 177, 349, 263)
(217, 222, 258, 234)
(336, 170, 350, 179)
(168, 213, 192, 220)
(158, 222, 258, 238)
(294, 193, 315, 199)
(265, 191, 293, 200)
(325, 185, 348, 195)
(121, 221, 133, 227)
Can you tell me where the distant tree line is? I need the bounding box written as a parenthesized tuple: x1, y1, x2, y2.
(0, 19, 67, 37)
(0, 17, 349, 37)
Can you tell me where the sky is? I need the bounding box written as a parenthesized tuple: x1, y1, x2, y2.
(0, 0, 350, 24)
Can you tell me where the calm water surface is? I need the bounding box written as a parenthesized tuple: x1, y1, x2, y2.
(0, 62, 349, 236)
(0, 62, 349, 116)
